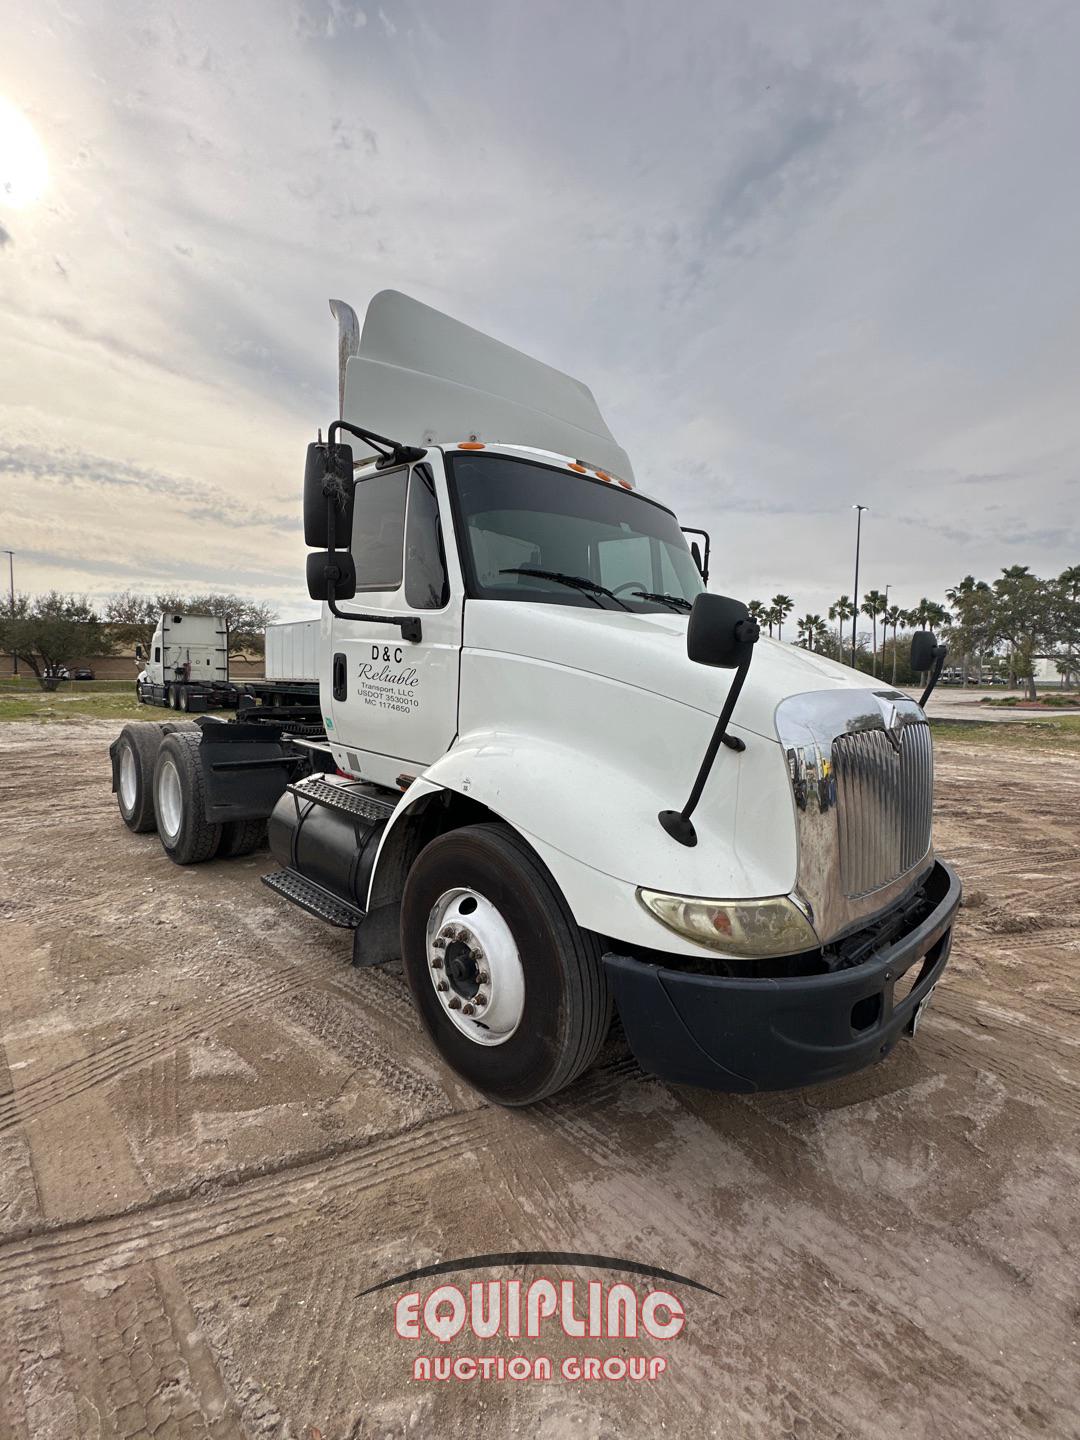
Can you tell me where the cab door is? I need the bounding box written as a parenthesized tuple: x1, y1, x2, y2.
(327, 455, 462, 788)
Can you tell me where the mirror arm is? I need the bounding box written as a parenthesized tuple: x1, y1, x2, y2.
(918, 643, 948, 709)
(658, 649, 753, 848)
(681, 527, 711, 585)
(328, 419, 425, 469)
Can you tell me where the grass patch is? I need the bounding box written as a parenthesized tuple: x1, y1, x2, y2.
(931, 716, 1080, 752)
(980, 693, 1080, 709)
(0, 692, 150, 723)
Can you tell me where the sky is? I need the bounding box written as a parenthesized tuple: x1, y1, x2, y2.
(1, 0, 1078, 625)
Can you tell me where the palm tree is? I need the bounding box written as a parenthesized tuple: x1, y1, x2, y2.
(829, 595, 854, 658)
(747, 600, 767, 632)
(797, 613, 827, 652)
(770, 594, 794, 644)
(913, 597, 949, 629)
(883, 604, 902, 683)
(861, 590, 887, 676)
(764, 605, 781, 638)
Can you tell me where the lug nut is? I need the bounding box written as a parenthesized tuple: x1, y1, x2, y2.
(436, 980, 449, 992)
(448, 996, 461, 1010)
(462, 1003, 475, 1016)
(430, 956, 443, 969)
(476, 970, 489, 985)
(474, 991, 487, 1007)
(432, 935, 448, 950)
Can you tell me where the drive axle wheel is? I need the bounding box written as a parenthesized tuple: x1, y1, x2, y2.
(401, 824, 611, 1106)
(153, 731, 221, 865)
(114, 722, 163, 833)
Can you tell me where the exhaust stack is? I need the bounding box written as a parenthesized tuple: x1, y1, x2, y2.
(328, 298, 360, 421)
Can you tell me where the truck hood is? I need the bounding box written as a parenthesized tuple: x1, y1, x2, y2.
(463, 600, 885, 740)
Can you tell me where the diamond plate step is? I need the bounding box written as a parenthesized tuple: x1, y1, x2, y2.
(287, 776, 399, 823)
(261, 869, 364, 928)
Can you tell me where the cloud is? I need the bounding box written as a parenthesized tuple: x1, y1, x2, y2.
(0, 0, 1078, 626)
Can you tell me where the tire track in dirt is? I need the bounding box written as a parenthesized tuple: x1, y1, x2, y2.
(0, 1056, 646, 1303)
(0, 1107, 497, 1300)
(0, 961, 344, 1136)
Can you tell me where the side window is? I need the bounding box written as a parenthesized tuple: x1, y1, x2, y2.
(351, 468, 408, 591)
(154, 647, 161, 663)
(404, 467, 449, 609)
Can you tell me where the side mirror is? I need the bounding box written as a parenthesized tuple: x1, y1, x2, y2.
(910, 631, 937, 672)
(304, 441, 355, 547)
(687, 594, 759, 669)
(690, 541, 703, 577)
(306, 550, 357, 602)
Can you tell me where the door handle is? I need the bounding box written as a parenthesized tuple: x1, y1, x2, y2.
(332, 652, 347, 701)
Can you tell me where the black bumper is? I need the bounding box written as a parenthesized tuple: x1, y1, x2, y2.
(603, 859, 961, 1094)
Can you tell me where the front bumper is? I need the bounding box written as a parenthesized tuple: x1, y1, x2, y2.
(603, 859, 961, 1094)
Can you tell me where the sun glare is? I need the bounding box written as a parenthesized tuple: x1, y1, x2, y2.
(0, 95, 48, 208)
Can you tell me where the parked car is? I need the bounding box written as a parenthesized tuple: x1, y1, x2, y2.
(73, 668, 95, 681)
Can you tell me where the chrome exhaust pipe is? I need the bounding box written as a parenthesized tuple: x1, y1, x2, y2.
(328, 298, 360, 420)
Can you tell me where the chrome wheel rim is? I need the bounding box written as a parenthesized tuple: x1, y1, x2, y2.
(156, 757, 183, 843)
(119, 745, 137, 815)
(425, 887, 525, 1047)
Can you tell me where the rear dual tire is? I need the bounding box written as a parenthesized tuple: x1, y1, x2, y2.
(153, 731, 222, 865)
(115, 723, 163, 833)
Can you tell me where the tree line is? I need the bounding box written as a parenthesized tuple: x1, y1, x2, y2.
(747, 564, 1080, 697)
(0, 591, 277, 689)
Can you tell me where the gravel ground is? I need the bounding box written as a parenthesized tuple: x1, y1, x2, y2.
(0, 718, 1078, 1439)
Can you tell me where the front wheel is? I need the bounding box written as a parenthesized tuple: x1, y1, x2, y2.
(400, 824, 611, 1106)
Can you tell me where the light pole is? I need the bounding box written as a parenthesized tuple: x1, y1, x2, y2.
(882, 582, 891, 676)
(851, 505, 868, 668)
(3, 550, 14, 677)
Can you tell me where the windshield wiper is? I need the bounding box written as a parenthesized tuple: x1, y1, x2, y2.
(499, 567, 630, 611)
(632, 590, 693, 613)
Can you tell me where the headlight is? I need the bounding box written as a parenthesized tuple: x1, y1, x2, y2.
(636, 889, 819, 957)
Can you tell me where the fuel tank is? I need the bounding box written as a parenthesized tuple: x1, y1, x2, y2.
(268, 776, 398, 913)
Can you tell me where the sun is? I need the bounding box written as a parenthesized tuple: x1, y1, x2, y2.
(0, 95, 48, 209)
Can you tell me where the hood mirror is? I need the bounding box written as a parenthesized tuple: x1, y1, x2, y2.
(660, 595, 760, 847)
(910, 630, 936, 673)
(687, 594, 759, 669)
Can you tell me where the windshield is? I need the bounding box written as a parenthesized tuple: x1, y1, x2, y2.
(447, 453, 704, 615)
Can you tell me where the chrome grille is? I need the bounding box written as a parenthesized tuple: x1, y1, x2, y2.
(832, 720, 933, 897)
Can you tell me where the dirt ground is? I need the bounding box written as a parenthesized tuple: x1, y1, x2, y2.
(0, 720, 1078, 1440)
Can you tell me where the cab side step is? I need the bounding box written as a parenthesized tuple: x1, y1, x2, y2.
(286, 775, 399, 822)
(261, 868, 364, 929)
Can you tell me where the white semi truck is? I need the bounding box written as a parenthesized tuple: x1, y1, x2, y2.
(136, 615, 321, 714)
(110, 290, 960, 1105)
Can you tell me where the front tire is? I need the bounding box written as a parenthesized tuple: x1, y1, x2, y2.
(153, 731, 222, 865)
(400, 824, 611, 1106)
